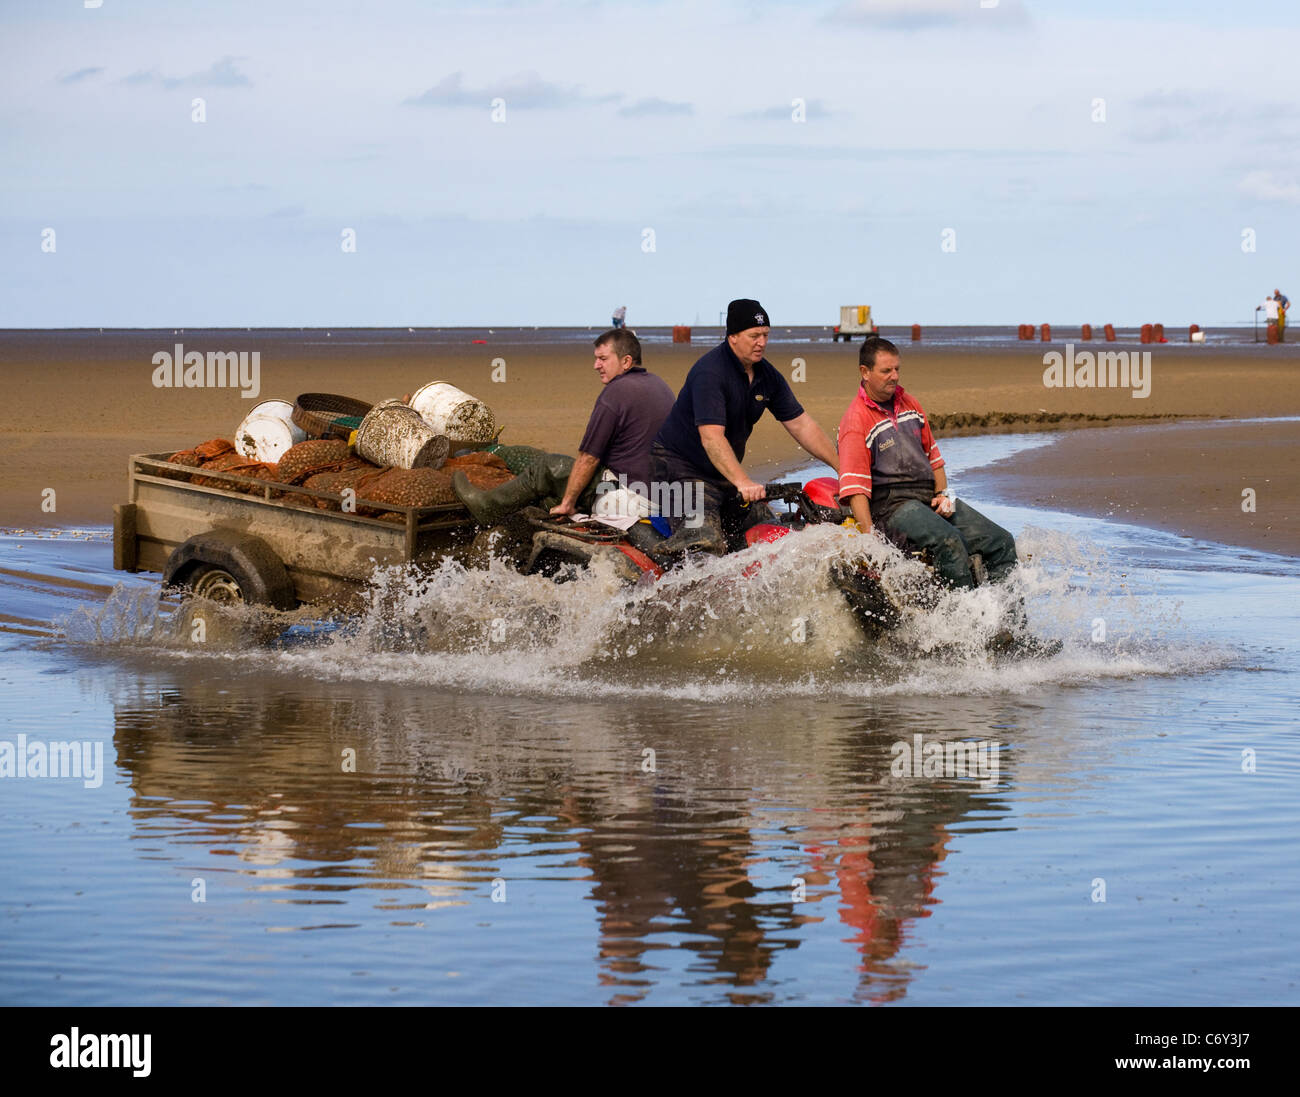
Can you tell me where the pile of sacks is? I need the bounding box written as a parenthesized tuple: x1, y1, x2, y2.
(164, 438, 515, 520)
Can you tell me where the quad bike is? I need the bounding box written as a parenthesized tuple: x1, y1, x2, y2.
(486, 476, 1061, 656)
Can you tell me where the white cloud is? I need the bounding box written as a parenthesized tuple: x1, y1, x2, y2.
(618, 97, 693, 118)
(405, 70, 621, 109)
(1239, 170, 1300, 203)
(58, 66, 104, 85)
(736, 98, 833, 122)
(828, 0, 1030, 31)
(120, 56, 252, 89)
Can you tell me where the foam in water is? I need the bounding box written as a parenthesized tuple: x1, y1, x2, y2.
(59, 522, 1235, 699)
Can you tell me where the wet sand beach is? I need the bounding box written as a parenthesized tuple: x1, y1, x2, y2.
(2, 328, 1298, 554)
(964, 418, 1300, 557)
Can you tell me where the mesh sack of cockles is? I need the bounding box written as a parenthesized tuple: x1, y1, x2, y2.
(160, 447, 204, 482)
(302, 469, 356, 511)
(195, 438, 235, 460)
(442, 452, 516, 492)
(299, 465, 457, 517)
(275, 439, 354, 485)
(167, 449, 203, 469)
(162, 438, 236, 482)
(352, 466, 459, 511)
(297, 462, 435, 514)
(459, 466, 516, 492)
(444, 451, 510, 471)
(192, 452, 278, 492)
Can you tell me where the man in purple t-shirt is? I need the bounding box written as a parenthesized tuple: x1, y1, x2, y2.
(453, 329, 675, 526)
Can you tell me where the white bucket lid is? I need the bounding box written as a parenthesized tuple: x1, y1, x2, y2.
(244, 399, 296, 422)
(235, 413, 306, 462)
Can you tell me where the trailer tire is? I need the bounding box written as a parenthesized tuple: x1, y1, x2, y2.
(165, 530, 297, 610)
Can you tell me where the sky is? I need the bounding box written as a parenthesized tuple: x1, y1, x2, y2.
(2, 0, 1298, 327)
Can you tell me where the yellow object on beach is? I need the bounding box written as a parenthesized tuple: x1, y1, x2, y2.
(348, 430, 358, 450)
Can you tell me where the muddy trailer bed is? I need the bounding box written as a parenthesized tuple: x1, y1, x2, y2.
(113, 453, 478, 608)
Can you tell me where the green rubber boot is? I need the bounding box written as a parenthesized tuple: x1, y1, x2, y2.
(453, 468, 545, 526)
(648, 511, 726, 563)
(452, 453, 581, 526)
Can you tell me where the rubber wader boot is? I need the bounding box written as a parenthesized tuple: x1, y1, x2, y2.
(649, 511, 726, 562)
(453, 468, 545, 526)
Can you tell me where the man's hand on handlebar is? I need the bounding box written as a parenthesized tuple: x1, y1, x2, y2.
(735, 479, 767, 504)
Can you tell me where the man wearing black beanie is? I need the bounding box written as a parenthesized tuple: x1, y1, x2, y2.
(650, 299, 839, 556)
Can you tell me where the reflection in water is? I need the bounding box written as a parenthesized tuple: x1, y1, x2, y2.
(8, 484, 1292, 1004)
(109, 675, 1026, 1004)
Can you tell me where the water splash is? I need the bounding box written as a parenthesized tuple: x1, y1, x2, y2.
(58, 522, 1234, 699)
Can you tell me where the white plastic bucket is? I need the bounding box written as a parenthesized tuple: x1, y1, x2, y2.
(409, 382, 498, 445)
(235, 400, 306, 462)
(355, 398, 450, 470)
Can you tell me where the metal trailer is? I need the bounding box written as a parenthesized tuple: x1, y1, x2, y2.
(113, 453, 479, 609)
(832, 305, 874, 342)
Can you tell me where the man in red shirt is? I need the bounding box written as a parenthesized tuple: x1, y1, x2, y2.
(837, 336, 1017, 588)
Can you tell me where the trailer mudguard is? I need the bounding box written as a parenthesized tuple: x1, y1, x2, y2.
(163, 528, 297, 610)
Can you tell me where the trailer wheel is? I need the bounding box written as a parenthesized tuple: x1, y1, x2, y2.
(189, 564, 247, 605)
(164, 530, 297, 610)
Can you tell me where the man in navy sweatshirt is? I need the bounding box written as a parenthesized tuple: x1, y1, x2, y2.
(650, 298, 839, 556)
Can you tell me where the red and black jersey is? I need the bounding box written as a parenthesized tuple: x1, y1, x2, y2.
(836, 383, 944, 502)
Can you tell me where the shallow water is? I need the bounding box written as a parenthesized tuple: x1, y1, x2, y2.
(1, 434, 1297, 1005)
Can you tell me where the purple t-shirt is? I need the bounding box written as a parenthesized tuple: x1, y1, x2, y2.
(578, 367, 676, 489)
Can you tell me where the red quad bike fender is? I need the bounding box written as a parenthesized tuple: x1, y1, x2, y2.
(608, 524, 792, 582)
(802, 477, 840, 509)
(615, 542, 663, 579)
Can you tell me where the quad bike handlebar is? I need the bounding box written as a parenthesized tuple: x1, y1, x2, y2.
(760, 481, 807, 504)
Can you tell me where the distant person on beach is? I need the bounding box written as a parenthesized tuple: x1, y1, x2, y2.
(612, 305, 627, 329)
(837, 335, 1017, 589)
(1259, 294, 1281, 340)
(650, 298, 839, 556)
(453, 327, 673, 524)
(1276, 289, 1289, 342)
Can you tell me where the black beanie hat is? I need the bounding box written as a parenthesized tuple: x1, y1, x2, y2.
(726, 299, 770, 335)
